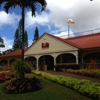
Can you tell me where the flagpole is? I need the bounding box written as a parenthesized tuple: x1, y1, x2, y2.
(68, 18, 75, 38)
(68, 21, 70, 38)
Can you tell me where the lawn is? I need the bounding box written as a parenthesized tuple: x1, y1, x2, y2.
(0, 74, 92, 100)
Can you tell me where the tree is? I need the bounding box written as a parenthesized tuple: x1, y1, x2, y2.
(18, 19, 28, 48)
(33, 27, 39, 41)
(24, 31, 28, 47)
(13, 29, 21, 50)
(18, 18, 23, 49)
(13, 19, 28, 50)
(0, 0, 47, 60)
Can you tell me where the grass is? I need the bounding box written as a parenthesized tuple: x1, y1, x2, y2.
(0, 74, 92, 100)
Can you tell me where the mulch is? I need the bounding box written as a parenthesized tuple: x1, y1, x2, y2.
(44, 70, 100, 83)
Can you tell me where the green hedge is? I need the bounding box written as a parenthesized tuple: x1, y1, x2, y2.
(32, 70, 100, 99)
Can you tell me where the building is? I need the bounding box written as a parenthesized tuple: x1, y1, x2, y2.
(0, 32, 100, 70)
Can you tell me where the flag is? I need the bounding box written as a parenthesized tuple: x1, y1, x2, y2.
(68, 18, 75, 23)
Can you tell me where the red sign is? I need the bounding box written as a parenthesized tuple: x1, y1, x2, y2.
(42, 42, 49, 48)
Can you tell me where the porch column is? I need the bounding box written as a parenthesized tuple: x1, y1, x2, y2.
(81, 56, 84, 69)
(60, 55, 62, 64)
(36, 58, 39, 70)
(76, 50, 78, 64)
(81, 53, 86, 69)
(43, 56, 45, 66)
(54, 53, 56, 71)
(36, 55, 39, 70)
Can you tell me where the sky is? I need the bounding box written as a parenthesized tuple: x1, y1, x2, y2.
(0, 0, 100, 52)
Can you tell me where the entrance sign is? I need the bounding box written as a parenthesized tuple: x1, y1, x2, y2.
(42, 42, 49, 48)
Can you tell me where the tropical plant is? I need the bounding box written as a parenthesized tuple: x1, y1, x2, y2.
(4, 76, 43, 94)
(0, 0, 47, 60)
(12, 59, 32, 78)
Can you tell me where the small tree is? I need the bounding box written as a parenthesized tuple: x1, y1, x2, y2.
(13, 19, 28, 50)
(24, 31, 28, 47)
(33, 27, 39, 41)
(13, 29, 21, 50)
(18, 18, 28, 49)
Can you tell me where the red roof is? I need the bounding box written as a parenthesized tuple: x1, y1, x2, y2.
(65, 33, 100, 49)
(0, 47, 28, 59)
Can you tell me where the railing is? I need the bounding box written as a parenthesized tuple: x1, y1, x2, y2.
(59, 28, 100, 38)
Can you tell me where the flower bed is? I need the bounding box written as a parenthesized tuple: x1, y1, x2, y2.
(0, 72, 14, 83)
(4, 77, 43, 94)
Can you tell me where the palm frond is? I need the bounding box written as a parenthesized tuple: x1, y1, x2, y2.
(29, 4, 36, 16)
(24, 0, 36, 16)
(24, 0, 47, 16)
(4, 1, 16, 13)
(33, 0, 47, 11)
(0, 0, 9, 7)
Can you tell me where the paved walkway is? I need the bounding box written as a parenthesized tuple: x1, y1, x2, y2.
(44, 70, 100, 83)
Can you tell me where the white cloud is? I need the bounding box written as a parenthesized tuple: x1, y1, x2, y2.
(0, 11, 20, 28)
(25, 11, 49, 28)
(46, 0, 100, 32)
(25, 0, 100, 38)
(47, 0, 76, 10)
(1, 0, 100, 34)
(50, 0, 100, 36)
(25, 0, 76, 30)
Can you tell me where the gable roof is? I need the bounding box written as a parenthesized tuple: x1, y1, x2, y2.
(64, 33, 100, 49)
(0, 32, 100, 59)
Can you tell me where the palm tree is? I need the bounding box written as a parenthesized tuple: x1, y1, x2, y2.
(0, 0, 47, 60)
(0, 37, 5, 47)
